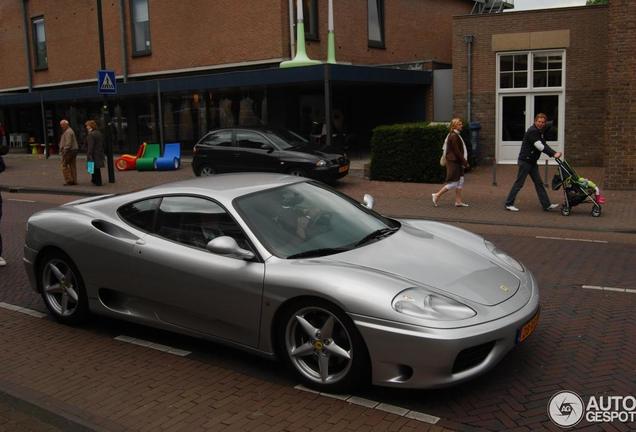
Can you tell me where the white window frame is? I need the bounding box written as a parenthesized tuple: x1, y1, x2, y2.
(495, 49, 567, 164)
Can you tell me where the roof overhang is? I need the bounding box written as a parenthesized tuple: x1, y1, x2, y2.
(0, 64, 431, 106)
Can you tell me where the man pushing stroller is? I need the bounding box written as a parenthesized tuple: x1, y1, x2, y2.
(505, 113, 562, 212)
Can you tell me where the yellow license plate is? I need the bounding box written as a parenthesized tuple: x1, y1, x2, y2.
(339, 164, 349, 173)
(517, 309, 540, 343)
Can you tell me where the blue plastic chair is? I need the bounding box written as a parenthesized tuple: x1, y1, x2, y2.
(154, 142, 181, 170)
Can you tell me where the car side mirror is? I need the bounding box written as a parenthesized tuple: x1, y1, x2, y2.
(261, 143, 274, 153)
(206, 236, 255, 260)
(362, 194, 374, 209)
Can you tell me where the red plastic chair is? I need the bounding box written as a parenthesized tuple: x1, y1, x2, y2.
(115, 142, 146, 171)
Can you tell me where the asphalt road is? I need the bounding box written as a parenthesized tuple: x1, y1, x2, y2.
(0, 192, 634, 431)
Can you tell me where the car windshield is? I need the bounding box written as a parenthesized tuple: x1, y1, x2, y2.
(234, 182, 399, 259)
(266, 129, 308, 150)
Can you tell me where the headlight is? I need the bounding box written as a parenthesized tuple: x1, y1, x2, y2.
(315, 159, 327, 167)
(392, 288, 476, 320)
(485, 240, 524, 272)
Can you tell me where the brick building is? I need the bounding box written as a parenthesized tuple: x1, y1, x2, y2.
(0, 0, 472, 155)
(453, 2, 635, 190)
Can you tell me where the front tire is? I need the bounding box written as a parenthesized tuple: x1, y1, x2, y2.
(277, 299, 369, 393)
(288, 168, 306, 177)
(39, 251, 89, 325)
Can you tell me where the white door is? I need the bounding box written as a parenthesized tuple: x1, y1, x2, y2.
(497, 93, 563, 163)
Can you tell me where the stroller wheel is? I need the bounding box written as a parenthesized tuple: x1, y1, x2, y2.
(561, 206, 571, 216)
(591, 206, 602, 217)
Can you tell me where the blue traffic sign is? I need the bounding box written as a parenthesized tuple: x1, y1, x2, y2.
(97, 70, 117, 95)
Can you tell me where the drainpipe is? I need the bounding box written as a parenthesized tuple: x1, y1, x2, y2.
(464, 34, 474, 123)
(288, 0, 295, 58)
(118, 0, 128, 82)
(21, 0, 33, 92)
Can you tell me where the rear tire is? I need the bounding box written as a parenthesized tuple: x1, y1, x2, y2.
(38, 251, 89, 325)
(591, 206, 601, 217)
(199, 165, 216, 176)
(276, 298, 369, 393)
(116, 159, 128, 171)
(561, 206, 571, 216)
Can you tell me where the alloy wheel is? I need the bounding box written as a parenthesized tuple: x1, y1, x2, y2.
(285, 306, 353, 385)
(42, 258, 80, 317)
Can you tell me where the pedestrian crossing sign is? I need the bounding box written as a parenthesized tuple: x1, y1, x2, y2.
(97, 70, 117, 95)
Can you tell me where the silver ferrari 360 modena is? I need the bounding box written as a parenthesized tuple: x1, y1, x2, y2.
(24, 173, 539, 392)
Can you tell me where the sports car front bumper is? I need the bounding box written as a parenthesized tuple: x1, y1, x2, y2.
(351, 271, 540, 389)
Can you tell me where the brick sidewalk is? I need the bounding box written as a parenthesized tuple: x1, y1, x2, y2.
(0, 308, 451, 432)
(1, 153, 634, 233)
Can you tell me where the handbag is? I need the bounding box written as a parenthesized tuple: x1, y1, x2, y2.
(439, 134, 449, 167)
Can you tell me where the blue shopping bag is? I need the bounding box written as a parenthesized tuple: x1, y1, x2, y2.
(87, 161, 94, 174)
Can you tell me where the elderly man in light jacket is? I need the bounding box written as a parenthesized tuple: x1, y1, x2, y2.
(59, 119, 79, 185)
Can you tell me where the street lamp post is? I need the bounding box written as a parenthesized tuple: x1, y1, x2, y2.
(97, 0, 115, 183)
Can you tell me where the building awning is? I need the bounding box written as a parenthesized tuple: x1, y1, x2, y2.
(0, 64, 431, 106)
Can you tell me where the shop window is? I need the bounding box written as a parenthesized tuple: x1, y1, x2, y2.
(130, 0, 151, 56)
(533, 54, 563, 88)
(368, 0, 385, 48)
(31, 16, 47, 70)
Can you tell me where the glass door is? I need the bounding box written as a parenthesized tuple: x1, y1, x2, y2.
(498, 93, 563, 163)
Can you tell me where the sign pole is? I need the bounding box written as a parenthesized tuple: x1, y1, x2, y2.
(97, 0, 115, 183)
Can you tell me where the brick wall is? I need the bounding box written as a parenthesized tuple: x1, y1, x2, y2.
(0, 0, 472, 91)
(604, 0, 636, 190)
(453, 6, 608, 167)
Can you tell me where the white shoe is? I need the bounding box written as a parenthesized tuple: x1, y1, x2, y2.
(431, 193, 438, 207)
(505, 205, 519, 212)
(545, 203, 559, 211)
(0, 257, 6, 267)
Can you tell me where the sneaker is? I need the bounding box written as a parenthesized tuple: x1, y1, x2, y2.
(431, 193, 438, 207)
(505, 205, 519, 212)
(0, 257, 6, 267)
(455, 202, 469, 207)
(545, 203, 559, 211)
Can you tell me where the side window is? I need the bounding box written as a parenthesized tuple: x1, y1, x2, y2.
(118, 197, 161, 232)
(201, 131, 233, 147)
(155, 196, 251, 253)
(236, 131, 270, 150)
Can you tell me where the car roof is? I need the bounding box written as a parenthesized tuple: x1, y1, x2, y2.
(141, 172, 304, 201)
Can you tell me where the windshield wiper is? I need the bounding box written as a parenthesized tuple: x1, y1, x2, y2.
(287, 247, 351, 259)
(355, 227, 399, 247)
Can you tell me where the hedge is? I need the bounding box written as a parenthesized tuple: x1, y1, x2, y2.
(369, 122, 449, 183)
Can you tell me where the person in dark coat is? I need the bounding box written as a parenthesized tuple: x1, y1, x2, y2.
(432, 118, 470, 207)
(504, 113, 562, 212)
(85, 120, 104, 186)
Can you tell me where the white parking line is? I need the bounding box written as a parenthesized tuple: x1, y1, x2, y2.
(0, 302, 47, 318)
(536, 236, 608, 244)
(114, 335, 191, 356)
(582, 285, 636, 293)
(294, 384, 440, 424)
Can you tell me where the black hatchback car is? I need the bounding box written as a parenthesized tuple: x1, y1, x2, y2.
(192, 128, 349, 182)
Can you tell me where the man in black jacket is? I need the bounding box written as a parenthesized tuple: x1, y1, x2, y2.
(505, 113, 562, 212)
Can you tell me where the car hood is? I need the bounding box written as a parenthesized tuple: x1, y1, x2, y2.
(325, 224, 519, 306)
(282, 146, 342, 160)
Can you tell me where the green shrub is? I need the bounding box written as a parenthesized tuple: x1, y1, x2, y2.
(370, 122, 448, 183)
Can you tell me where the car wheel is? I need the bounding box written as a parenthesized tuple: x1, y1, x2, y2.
(288, 168, 306, 177)
(39, 251, 89, 325)
(278, 299, 369, 393)
(591, 206, 601, 217)
(199, 165, 216, 176)
(561, 205, 571, 216)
